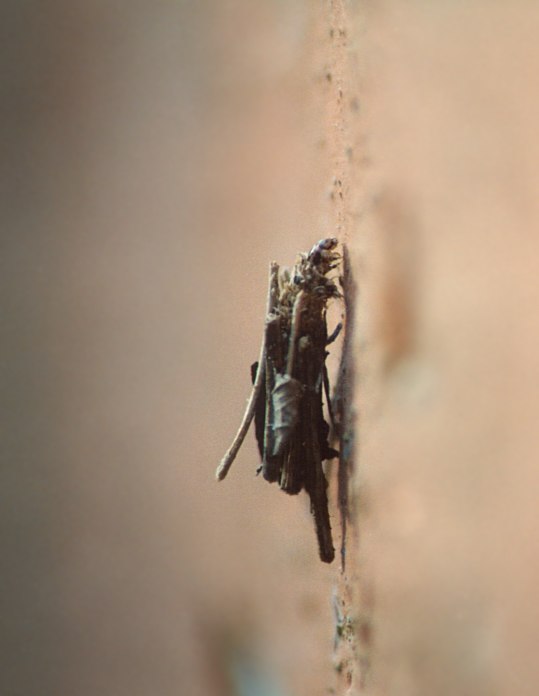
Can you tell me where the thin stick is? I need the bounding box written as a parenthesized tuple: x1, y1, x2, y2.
(285, 290, 306, 377)
(216, 263, 279, 481)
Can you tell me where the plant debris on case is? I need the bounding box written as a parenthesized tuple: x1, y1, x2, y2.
(216, 239, 342, 563)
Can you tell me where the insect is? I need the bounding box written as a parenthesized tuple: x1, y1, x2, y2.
(216, 239, 342, 563)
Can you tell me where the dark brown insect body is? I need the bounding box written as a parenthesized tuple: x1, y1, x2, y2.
(216, 239, 342, 563)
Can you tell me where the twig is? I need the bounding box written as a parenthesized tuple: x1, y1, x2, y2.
(216, 263, 279, 481)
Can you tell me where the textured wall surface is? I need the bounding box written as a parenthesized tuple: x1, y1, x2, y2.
(350, 3, 539, 695)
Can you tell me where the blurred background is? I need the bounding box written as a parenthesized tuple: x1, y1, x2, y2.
(4, 2, 539, 696)
(1, 3, 341, 695)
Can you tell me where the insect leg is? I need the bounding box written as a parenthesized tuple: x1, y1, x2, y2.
(322, 362, 336, 430)
(326, 321, 343, 346)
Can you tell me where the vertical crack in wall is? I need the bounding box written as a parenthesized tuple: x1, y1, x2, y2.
(325, 1, 373, 693)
